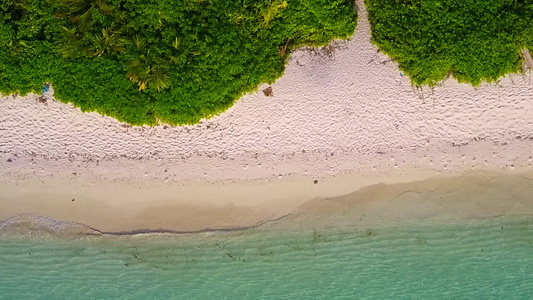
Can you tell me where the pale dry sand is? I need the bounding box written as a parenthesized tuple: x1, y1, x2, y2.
(1, 1, 533, 233)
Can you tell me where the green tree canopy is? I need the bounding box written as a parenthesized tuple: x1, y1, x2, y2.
(0, 0, 357, 125)
(366, 0, 533, 86)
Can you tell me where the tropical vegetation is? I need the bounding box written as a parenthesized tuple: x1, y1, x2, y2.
(365, 0, 533, 86)
(0, 0, 357, 125)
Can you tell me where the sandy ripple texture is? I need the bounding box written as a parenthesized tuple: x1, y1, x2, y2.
(1, 0, 533, 182)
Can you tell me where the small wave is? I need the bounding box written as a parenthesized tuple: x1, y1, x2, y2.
(0, 214, 101, 238)
(0, 213, 292, 239)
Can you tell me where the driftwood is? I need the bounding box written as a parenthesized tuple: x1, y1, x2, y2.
(521, 48, 533, 70)
(262, 86, 273, 97)
(279, 38, 292, 57)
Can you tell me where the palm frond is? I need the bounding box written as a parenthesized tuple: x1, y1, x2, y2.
(60, 26, 77, 36)
(132, 35, 142, 50)
(66, 0, 92, 15)
(125, 56, 170, 92)
(126, 58, 142, 68)
(173, 37, 181, 50)
(148, 70, 170, 92)
(73, 6, 93, 32)
(57, 41, 80, 58)
(96, 0, 112, 14)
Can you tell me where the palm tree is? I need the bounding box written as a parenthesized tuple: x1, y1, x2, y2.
(57, 26, 89, 58)
(60, 0, 112, 32)
(90, 23, 128, 57)
(126, 59, 170, 92)
(125, 47, 170, 92)
(57, 4, 125, 58)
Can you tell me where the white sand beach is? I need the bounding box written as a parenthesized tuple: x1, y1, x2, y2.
(1, 0, 533, 233)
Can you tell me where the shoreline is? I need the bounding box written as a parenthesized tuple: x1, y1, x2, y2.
(0, 166, 442, 233)
(2, 166, 533, 233)
(2, 0, 533, 234)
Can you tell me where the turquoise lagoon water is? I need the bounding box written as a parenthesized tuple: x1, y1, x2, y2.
(1, 217, 532, 299)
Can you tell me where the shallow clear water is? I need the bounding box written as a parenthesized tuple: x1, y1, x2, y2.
(1, 217, 532, 299)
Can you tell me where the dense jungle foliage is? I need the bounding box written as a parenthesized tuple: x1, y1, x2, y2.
(366, 0, 533, 86)
(0, 0, 357, 125)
